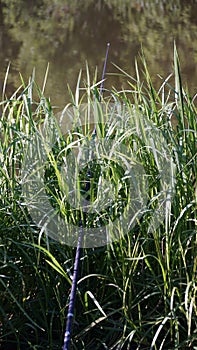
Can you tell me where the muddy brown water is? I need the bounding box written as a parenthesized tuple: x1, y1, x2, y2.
(0, 0, 197, 113)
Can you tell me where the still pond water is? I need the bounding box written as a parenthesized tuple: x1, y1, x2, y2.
(0, 0, 197, 111)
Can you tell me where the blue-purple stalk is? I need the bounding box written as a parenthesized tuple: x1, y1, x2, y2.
(62, 223, 83, 350)
(62, 43, 110, 350)
(99, 42, 110, 98)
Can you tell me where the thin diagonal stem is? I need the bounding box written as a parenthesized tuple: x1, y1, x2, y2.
(99, 42, 110, 98)
(62, 224, 84, 350)
(62, 43, 110, 350)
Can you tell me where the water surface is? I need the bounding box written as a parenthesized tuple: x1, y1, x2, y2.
(0, 0, 197, 110)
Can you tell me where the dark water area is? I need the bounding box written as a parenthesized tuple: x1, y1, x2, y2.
(0, 0, 197, 111)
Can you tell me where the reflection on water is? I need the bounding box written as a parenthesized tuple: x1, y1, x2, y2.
(0, 0, 197, 110)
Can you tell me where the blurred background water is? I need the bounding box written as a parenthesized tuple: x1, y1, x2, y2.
(0, 0, 197, 111)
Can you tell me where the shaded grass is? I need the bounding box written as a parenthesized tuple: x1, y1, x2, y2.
(0, 48, 196, 349)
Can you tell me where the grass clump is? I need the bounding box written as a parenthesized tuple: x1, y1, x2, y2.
(0, 48, 196, 349)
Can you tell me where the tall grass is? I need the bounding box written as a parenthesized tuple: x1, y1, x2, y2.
(0, 48, 196, 349)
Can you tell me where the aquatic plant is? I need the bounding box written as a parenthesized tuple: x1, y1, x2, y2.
(0, 47, 196, 349)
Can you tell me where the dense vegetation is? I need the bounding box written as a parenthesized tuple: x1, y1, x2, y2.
(0, 49, 196, 349)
